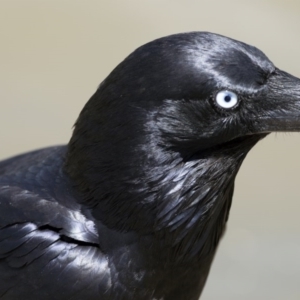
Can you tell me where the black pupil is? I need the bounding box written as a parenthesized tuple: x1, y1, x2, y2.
(224, 95, 231, 102)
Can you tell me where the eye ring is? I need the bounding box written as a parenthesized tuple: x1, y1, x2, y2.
(215, 90, 238, 109)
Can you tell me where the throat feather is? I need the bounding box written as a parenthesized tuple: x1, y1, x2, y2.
(154, 154, 239, 260)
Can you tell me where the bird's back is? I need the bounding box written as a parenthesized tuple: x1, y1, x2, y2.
(0, 146, 111, 299)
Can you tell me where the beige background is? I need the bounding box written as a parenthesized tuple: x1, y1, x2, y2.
(0, 1, 300, 299)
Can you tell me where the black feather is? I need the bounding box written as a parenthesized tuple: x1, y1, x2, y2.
(1, 32, 300, 299)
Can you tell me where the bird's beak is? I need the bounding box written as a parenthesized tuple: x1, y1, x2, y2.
(252, 69, 300, 133)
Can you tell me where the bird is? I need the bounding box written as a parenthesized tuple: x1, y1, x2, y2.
(0, 31, 300, 300)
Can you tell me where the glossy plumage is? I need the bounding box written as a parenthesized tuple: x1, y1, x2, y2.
(1, 32, 300, 299)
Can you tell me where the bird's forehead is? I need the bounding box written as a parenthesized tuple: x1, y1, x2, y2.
(186, 33, 274, 70)
(183, 33, 275, 91)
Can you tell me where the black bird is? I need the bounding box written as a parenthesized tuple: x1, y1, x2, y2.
(0, 32, 300, 300)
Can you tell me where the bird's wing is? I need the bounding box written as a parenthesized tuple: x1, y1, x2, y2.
(0, 146, 112, 299)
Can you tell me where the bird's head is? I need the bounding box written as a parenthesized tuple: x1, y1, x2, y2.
(66, 32, 300, 254)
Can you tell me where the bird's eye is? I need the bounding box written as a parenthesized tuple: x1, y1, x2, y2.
(215, 90, 238, 109)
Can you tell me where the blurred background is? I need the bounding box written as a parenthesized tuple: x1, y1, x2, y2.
(0, 1, 300, 299)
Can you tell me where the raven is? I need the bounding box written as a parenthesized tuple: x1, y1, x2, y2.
(0, 32, 299, 300)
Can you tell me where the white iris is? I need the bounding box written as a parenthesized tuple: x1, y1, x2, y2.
(216, 90, 238, 108)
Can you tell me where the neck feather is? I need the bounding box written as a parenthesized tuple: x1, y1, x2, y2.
(65, 132, 263, 260)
